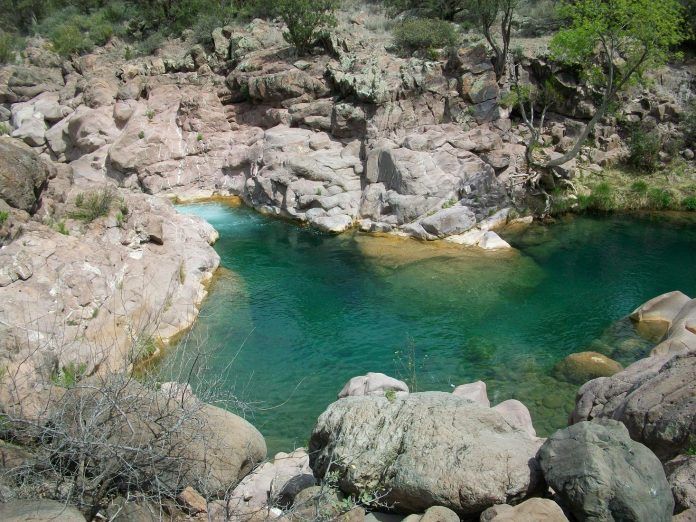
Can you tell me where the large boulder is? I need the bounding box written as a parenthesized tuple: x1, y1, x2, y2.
(309, 392, 543, 515)
(630, 291, 691, 329)
(571, 352, 696, 461)
(480, 498, 569, 522)
(420, 206, 476, 238)
(538, 420, 674, 522)
(0, 136, 53, 212)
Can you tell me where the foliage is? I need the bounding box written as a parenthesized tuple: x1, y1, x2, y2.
(276, 0, 338, 55)
(392, 18, 459, 53)
(684, 196, 696, 211)
(53, 220, 69, 235)
(545, 0, 686, 167)
(469, 0, 519, 79)
(646, 187, 674, 209)
(384, 0, 466, 21)
(0, 122, 9, 135)
(0, 210, 8, 226)
(69, 188, 115, 223)
(684, 98, 696, 144)
(0, 30, 20, 63)
(626, 126, 662, 172)
(51, 362, 88, 388)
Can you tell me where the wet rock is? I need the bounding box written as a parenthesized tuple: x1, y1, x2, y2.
(338, 372, 409, 399)
(478, 231, 511, 250)
(630, 291, 691, 331)
(309, 392, 543, 515)
(553, 351, 622, 384)
(539, 420, 673, 522)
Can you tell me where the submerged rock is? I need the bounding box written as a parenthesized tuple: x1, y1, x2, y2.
(538, 420, 674, 522)
(309, 392, 543, 515)
(553, 351, 622, 384)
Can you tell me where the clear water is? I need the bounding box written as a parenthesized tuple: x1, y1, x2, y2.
(169, 203, 696, 454)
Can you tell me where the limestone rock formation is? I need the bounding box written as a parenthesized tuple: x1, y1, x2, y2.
(538, 420, 674, 522)
(309, 392, 543, 515)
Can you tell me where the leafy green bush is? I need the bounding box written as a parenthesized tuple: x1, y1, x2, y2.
(275, 0, 338, 55)
(630, 180, 649, 194)
(683, 196, 696, 211)
(0, 30, 19, 64)
(589, 182, 616, 211)
(50, 23, 91, 56)
(392, 18, 459, 53)
(51, 362, 88, 388)
(626, 126, 662, 172)
(69, 188, 115, 222)
(0, 210, 8, 226)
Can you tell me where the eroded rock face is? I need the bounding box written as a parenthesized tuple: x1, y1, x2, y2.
(571, 352, 696, 461)
(309, 392, 543, 515)
(0, 137, 54, 212)
(666, 455, 696, 514)
(538, 420, 674, 522)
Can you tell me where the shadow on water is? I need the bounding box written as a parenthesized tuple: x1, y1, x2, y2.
(166, 204, 696, 453)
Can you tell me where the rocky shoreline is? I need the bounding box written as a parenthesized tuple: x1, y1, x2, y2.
(0, 4, 695, 520)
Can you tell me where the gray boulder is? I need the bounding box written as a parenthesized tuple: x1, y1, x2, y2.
(0, 499, 86, 521)
(0, 136, 53, 212)
(571, 352, 696, 461)
(665, 455, 696, 514)
(309, 392, 543, 515)
(538, 420, 674, 522)
(420, 206, 476, 238)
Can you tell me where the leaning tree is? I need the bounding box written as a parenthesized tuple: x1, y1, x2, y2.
(521, 0, 686, 169)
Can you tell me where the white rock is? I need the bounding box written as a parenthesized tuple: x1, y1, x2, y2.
(479, 231, 511, 250)
(452, 380, 490, 406)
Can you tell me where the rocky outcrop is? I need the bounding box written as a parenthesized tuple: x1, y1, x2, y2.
(538, 420, 674, 522)
(309, 392, 543, 515)
(0, 136, 54, 213)
(571, 349, 695, 461)
(480, 498, 569, 522)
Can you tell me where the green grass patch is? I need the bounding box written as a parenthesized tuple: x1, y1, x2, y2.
(69, 188, 115, 223)
(51, 362, 88, 388)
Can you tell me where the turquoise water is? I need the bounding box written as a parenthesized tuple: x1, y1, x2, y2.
(169, 204, 696, 453)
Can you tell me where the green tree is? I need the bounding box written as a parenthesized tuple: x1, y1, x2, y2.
(543, 0, 686, 167)
(277, 0, 337, 55)
(469, 0, 518, 79)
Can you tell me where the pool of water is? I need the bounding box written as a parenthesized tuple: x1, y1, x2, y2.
(168, 203, 696, 453)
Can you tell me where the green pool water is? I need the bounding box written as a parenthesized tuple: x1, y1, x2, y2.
(169, 204, 696, 454)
